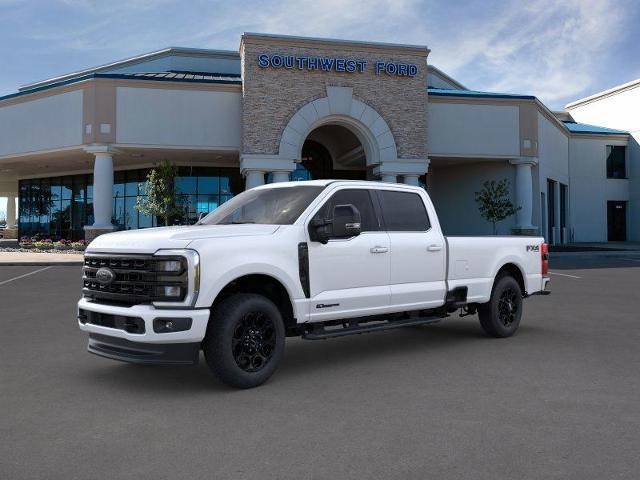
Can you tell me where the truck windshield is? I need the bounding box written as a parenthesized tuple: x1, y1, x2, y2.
(199, 185, 325, 225)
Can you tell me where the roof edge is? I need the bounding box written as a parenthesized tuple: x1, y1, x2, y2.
(241, 32, 430, 56)
(19, 47, 240, 92)
(565, 78, 640, 109)
(427, 65, 466, 90)
(2, 72, 241, 104)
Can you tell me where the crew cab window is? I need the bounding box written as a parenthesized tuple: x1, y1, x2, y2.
(314, 189, 380, 231)
(378, 190, 430, 231)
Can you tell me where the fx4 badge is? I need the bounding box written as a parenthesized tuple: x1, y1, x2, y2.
(526, 245, 540, 252)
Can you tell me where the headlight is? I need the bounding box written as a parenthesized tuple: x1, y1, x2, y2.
(152, 249, 200, 308)
(157, 259, 183, 273)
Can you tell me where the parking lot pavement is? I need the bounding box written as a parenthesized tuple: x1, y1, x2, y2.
(1, 258, 639, 480)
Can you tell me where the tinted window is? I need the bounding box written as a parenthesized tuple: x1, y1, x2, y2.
(316, 189, 379, 231)
(378, 190, 430, 231)
(607, 145, 626, 179)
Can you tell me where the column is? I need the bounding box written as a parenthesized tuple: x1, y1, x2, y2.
(271, 171, 290, 183)
(381, 174, 397, 183)
(84, 145, 116, 241)
(240, 154, 295, 191)
(510, 158, 537, 234)
(6, 195, 16, 229)
(403, 174, 420, 186)
(244, 170, 265, 190)
(374, 159, 429, 186)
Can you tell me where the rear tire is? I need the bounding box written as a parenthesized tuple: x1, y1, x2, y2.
(477, 274, 523, 338)
(203, 293, 285, 389)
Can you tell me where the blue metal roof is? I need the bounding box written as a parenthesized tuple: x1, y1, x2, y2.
(428, 87, 535, 100)
(562, 121, 628, 135)
(0, 71, 242, 102)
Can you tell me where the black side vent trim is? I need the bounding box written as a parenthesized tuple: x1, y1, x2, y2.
(298, 242, 310, 298)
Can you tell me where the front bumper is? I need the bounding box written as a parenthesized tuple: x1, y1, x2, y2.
(88, 333, 200, 365)
(78, 298, 210, 364)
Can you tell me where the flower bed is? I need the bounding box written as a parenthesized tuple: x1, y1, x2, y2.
(14, 237, 86, 253)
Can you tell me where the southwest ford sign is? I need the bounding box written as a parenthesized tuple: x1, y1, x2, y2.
(257, 54, 418, 77)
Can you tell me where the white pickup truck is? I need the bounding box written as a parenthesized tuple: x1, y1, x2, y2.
(78, 180, 550, 388)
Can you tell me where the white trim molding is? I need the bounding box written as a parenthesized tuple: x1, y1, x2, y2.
(277, 86, 399, 167)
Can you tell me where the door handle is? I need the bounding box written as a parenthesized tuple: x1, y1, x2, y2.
(427, 244, 443, 252)
(370, 246, 389, 254)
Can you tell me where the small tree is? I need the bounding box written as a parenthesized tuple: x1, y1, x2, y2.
(136, 161, 183, 226)
(474, 179, 520, 235)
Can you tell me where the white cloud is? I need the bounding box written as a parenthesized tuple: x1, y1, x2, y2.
(426, 0, 631, 107)
(2, 0, 635, 108)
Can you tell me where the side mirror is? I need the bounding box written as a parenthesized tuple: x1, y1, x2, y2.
(332, 204, 362, 238)
(309, 204, 361, 244)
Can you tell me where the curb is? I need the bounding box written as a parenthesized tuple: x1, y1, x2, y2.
(550, 251, 640, 258)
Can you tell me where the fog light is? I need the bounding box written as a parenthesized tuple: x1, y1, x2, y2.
(158, 260, 183, 272)
(162, 286, 182, 297)
(153, 317, 192, 333)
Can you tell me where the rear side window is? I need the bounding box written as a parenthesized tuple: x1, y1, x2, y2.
(315, 189, 380, 231)
(378, 190, 430, 231)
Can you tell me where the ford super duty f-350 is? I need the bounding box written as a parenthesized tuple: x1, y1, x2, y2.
(78, 180, 550, 388)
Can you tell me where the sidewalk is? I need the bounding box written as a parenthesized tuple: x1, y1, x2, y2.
(0, 251, 84, 266)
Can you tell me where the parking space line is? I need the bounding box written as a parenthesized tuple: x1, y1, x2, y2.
(549, 271, 581, 279)
(620, 258, 640, 262)
(0, 266, 52, 286)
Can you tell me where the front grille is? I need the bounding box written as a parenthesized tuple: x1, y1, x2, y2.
(83, 254, 187, 306)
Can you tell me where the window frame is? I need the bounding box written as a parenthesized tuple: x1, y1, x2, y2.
(311, 188, 382, 234)
(606, 145, 627, 179)
(374, 188, 432, 233)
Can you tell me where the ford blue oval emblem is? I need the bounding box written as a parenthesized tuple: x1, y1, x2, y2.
(95, 267, 116, 285)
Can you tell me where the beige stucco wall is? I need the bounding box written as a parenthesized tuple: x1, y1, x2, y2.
(116, 86, 242, 148)
(240, 36, 428, 160)
(427, 101, 520, 157)
(0, 90, 83, 157)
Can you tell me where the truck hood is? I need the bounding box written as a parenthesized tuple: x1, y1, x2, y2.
(86, 224, 281, 254)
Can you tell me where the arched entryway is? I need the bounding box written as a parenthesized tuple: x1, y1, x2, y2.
(297, 124, 368, 181)
(241, 86, 429, 189)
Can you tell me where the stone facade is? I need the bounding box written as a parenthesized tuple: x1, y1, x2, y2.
(240, 35, 429, 161)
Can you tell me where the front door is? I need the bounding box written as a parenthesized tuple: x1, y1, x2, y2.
(306, 188, 390, 322)
(376, 189, 447, 310)
(607, 201, 627, 241)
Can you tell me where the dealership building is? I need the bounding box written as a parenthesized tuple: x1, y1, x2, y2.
(0, 33, 637, 243)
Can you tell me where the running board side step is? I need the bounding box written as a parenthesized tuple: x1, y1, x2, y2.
(302, 315, 444, 340)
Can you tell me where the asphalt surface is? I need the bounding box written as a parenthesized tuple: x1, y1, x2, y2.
(1, 255, 639, 479)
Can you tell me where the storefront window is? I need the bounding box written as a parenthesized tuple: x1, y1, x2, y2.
(18, 166, 242, 240)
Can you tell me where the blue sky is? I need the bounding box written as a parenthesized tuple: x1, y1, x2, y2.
(1, 0, 639, 108)
(1, 0, 639, 217)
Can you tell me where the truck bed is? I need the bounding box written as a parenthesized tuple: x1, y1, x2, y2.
(445, 236, 546, 303)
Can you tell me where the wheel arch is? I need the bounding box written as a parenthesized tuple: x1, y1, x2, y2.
(495, 262, 526, 295)
(210, 273, 299, 335)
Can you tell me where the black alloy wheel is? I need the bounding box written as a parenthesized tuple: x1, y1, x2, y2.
(478, 274, 523, 338)
(232, 311, 277, 372)
(497, 287, 519, 327)
(203, 293, 285, 389)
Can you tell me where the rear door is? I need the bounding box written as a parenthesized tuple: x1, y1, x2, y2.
(376, 189, 447, 310)
(306, 188, 391, 322)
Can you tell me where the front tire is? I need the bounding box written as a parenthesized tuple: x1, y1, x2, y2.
(477, 274, 523, 338)
(203, 293, 285, 388)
